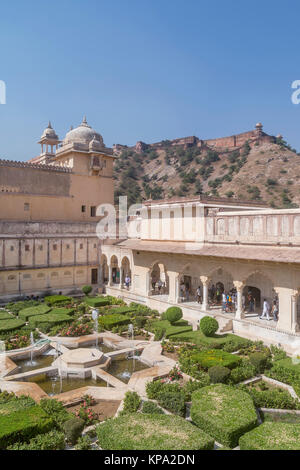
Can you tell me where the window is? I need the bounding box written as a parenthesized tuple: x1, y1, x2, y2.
(51, 272, 58, 278)
(24, 203, 30, 211)
(80, 243, 84, 250)
(66, 244, 70, 249)
(93, 243, 97, 249)
(64, 271, 72, 277)
(37, 273, 45, 279)
(25, 245, 30, 252)
(39, 245, 43, 251)
(23, 274, 31, 280)
(81, 205, 86, 213)
(102, 159, 106, 168)
(8, 275, 16, 281)
(90, 206, 96, 217)
(53, 244, 57, 251)
(10, 246, 14, 252)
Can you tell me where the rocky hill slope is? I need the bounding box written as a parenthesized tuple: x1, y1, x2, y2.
(113, 134, 300, 208)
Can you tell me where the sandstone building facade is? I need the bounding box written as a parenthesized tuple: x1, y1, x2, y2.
(102, 196, 300, 353)
(0, 118, 115, 301)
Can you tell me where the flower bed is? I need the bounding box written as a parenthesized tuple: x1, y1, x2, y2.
(97, 413, 214, 450)
(190, 384, 258, 448)
(59, 322, 93, 337)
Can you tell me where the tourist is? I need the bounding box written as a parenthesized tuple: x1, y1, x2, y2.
(260, 299, 271, 321)
(196, 286, 202, 304)
(210, 284, 216, 302)
(185, 284, 190, 302)
(271, 300, 279, 321)
(222, 291, 227, 312)
(125, 275, 131, 290)
(157, 279, 163, 294)
(152, 278, 156, 292)
(180, 282, 185, 301)
(242, 294, 246, 312)
(248, 292, 254, 313)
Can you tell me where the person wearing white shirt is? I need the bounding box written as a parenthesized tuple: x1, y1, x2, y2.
(260, 299, 271, 320)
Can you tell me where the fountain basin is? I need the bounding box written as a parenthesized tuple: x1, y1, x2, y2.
(57, 348, 104, 369)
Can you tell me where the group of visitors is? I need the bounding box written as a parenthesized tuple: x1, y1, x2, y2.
(180, 282, 191, 302)
(152, 278, 166, 294)
(260, 298, 279, 321)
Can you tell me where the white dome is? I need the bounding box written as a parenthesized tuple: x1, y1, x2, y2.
(64, 116, 104, 146)
(41, 122, 58, 140)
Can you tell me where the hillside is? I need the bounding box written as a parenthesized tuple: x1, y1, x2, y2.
(113, 132, 300, 208)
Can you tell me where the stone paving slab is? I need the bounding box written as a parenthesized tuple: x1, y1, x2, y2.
(5, 365, 58, 381)
(0, 379, 48, 402)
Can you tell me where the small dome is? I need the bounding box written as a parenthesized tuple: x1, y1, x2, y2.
(41, 121, 58, 140)
(256, 122, 263, 128)
(63, 116, 104, 147)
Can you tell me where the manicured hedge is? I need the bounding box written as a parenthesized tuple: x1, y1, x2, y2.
(97, 413, 214, 450)
(200, 316, 219, 337)
(85, 297, 111, 307)
(0, 318, 26, 332)
(49, 307, 75, 316)
(98, 314, 131, 330)
(19, 305, 51, 321)
(266, 358, 300, 385)
(170, 330, 249, 351)
(0, 311, 14, 321)
(0, 405, 54, 449)
(239, 422, 300, 450)
(44, 295, 72, 306)
(190, 384, 258, 448)
(29, 312, 72, 328)
(190, 349, 241, 370)
(107, 306, 136, 315)
(149, 319, 192, 339)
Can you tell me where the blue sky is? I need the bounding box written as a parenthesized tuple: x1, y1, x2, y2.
(0, 0, 300, 161)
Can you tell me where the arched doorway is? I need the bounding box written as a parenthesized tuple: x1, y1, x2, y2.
(100, 255, 109, 285)
(110, 255, 120, 285)
(121, 256, 131, 288)
(150, 262, 169, 295)
(208, 267, 234, 305)
(243, 272, 275, 314)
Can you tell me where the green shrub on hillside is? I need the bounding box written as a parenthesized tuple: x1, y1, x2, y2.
(0, 311, 14, 321)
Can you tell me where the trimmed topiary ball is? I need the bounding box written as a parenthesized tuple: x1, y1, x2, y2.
(165, 307, 183, 324)
(82, 285, 92, 296)
(208, 366, 231, 384)
(200, 316, 219, 337)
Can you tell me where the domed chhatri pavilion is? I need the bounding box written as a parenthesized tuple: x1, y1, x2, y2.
(32, 116, 113, 166)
